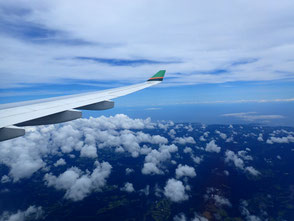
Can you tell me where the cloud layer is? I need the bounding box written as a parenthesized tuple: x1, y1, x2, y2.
(1, 0, 294, 88)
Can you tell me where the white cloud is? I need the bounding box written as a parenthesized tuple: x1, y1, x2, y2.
(225, 136, 234, 143)
(191, 213, 208, 221)
(222, 112, 284, 122)
(1, 0, 294, 90)
(140, 185, 150, 196)
(191, 155, 203, 164)
(184, 125, 193, 132)
(183, 147, 192, 153)
(173, 213, 187, 221)
(199, 136, 206, 142)
(120, 182, 135, 193)
(80, 145, 97, 158)
(205, 140, 221, 153)
(82, 114, 155, 131)
(168, 129, 177, 138)
(44, 161, 112, 201)
(97, 129, 168, 158)
(238, 150, 253, 161)
(125, 168, 134, 175)
(174, 213, 208, 221)
(145, 107, 161, 111)
(203, 132, 209, 137)
(173, 136, 196, 145)
(142, 144, 178, 175)
(115, 146, 125, 153)
(204, 188, 231, 208)
(257, 133, 264, 142)
(225, 150, 260, 176)
(240, 200, 262, 221)
(266, 135, 294, 144)
(0, 114, 161, 181)
(1, 175, 11, 184)
(212, 195, 232, 207)
(215, 130, 227, 140)
(0, 205, 43, 221)
(142, 162, 162, 175)
(139, 145, 152, 155)
(54, 158, 66, 167)
(175, 164, 196, 179)
(164, 178, 189, 202)
(245, 166, 261, 176)
(225, 150, 245, 170)
(0, 135, 47, 182)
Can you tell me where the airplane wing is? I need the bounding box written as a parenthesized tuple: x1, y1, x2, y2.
(0, 70, 165, 141)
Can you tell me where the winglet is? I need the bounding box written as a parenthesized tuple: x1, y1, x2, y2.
(147, 70, 166, 81)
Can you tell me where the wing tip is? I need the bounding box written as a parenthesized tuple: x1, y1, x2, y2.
(147, 70, 166, 81)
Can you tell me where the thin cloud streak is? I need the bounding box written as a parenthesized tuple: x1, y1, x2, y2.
(222, 112, 284, 121)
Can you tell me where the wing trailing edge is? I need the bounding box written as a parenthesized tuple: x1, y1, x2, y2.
(0, 70, 166, 141)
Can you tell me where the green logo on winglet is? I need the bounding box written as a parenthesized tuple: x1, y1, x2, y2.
(147, 70, 166, 81)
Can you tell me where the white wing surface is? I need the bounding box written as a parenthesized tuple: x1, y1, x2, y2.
(0, 70, 165, 141)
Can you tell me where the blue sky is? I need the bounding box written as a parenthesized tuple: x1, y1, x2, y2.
(0, 0, 294, 125)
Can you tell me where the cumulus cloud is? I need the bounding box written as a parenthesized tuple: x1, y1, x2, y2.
(225, 150, 245, 170)
(97, 129, 168, 158)
(191, 213, 209, 221)
(225, 150, 260, 176)
(173, 136, 196, 145)
(0, 205, 43, 221)
(204, 188, 232, 208)
(142, 162, 162, 175)
(85, 114, 155, 130)
(257, 133, 264, 142)
(0, 114, 168, 181)
(175, 164, 196, 179)
(184, 125, 193, 132)
(125, 168, 134, 175)
(245, 166, 261, 176)
(80, 145, 97, 158)
(215, 130, 227, 140)
(199, 136, 206, 142)
(173, 213, 187, 221)
(174, 213, 208, 221)
(191, 155, 203, 164)
(238, 150, 253, 161)
(1, 175, 11, 184)
(205, 140, 221, 153)
(142, 144, 178, 175)
(44, 161, 112, 201)
(120, 182, 135, 193)
(225, 136, 234, 143)
(168, 129, 176, 138)
(240, 200, 262, 221)
(140, 185, 150, 196)
(183, 147, 192, 153)
(0, 135, 47, 182)
(54, 158, 66, 167)
(266, 135, 294, 144)
(164, 178, 189, 202)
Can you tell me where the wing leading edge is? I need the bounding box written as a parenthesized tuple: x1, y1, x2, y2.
(0, 70, 166, 141)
